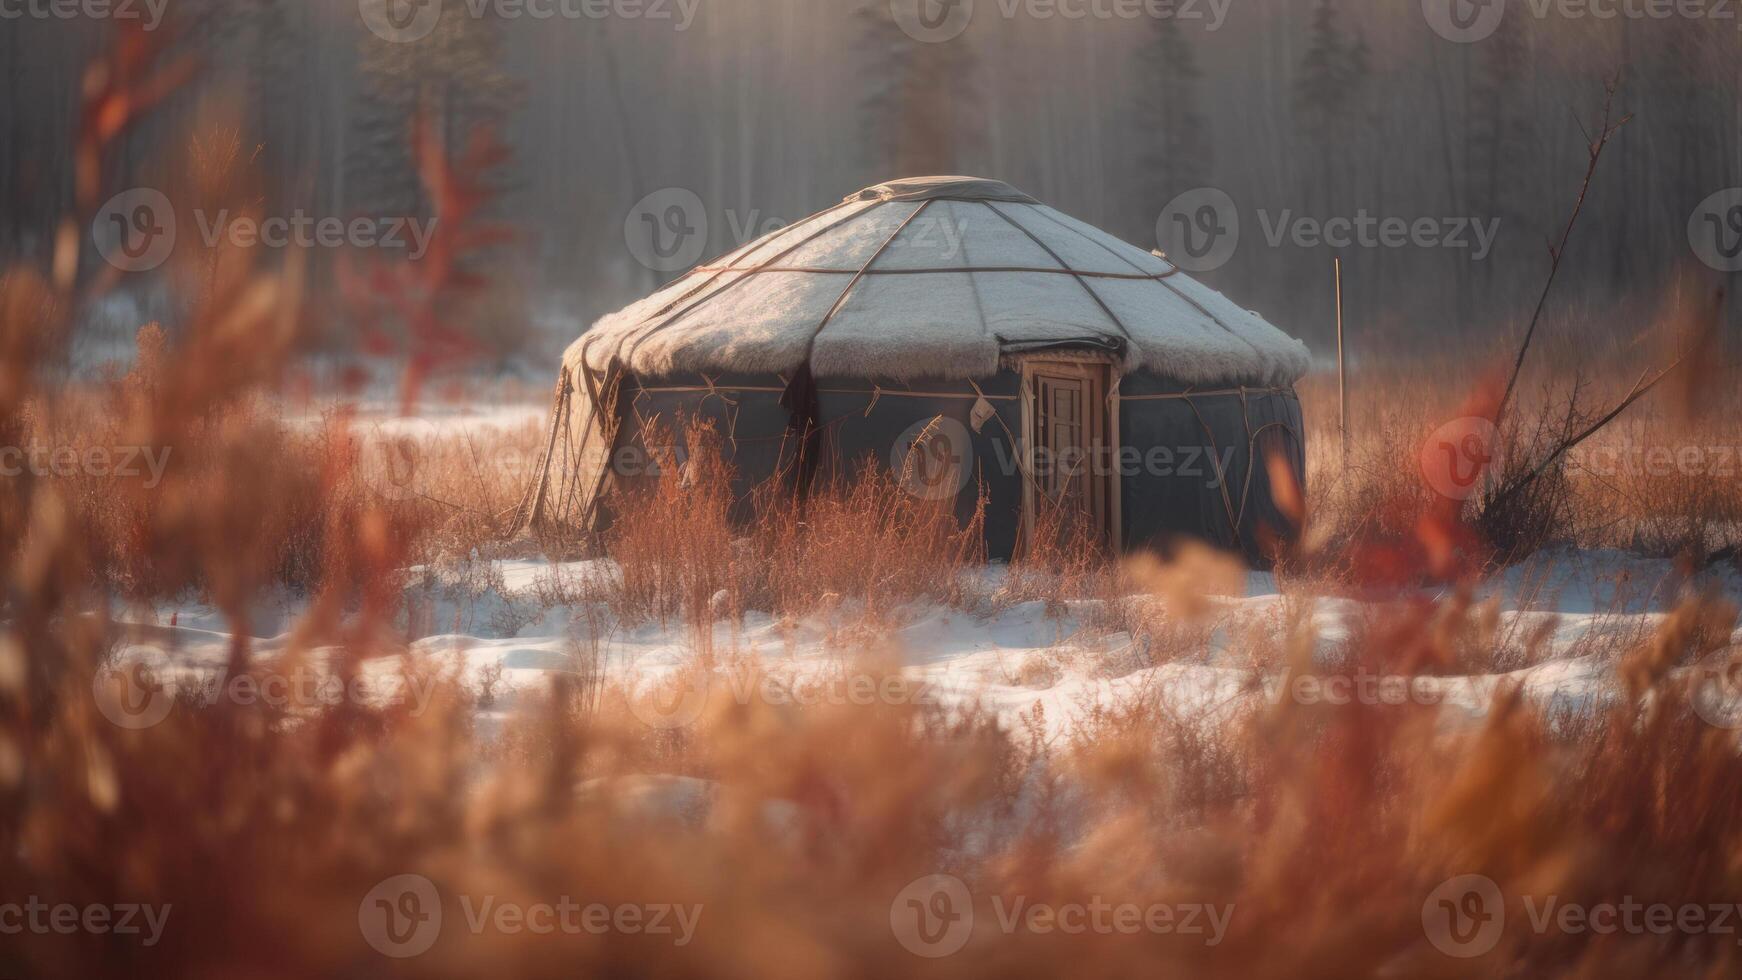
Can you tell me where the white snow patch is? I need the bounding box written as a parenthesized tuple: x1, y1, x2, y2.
(103, 549, 1742, 743)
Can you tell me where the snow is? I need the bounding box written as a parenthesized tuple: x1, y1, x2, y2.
(280, 394, 548, 437)
(570, 177, 1312, 386)
(103, 549, 1742, 743)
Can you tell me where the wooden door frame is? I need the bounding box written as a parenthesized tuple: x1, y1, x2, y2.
(1015, 355, 1122, 552)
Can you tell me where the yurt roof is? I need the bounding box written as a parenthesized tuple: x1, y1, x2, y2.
(567, 176, 1311, 386)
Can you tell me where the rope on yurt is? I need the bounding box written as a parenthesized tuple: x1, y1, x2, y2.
(553, 384, 578, 526)
(963, 379, 1058, 538)
(688, 264, 1179, 280)
(801, 199, 939, 357)
(623, 384, 1019, 402)
(1118, 386, 1290, 401)
(511, 369, 573, 535)
(981, 201, 1134, 346)
(634, 377, 749, 412)
(551, 380, 584, 530)
(629, 383, 787, 395)
(1232, 387, 1257, 530)
(550, 363, 622, 538)
(542, 380, 574, 529)
(640, 199, 856, 324)
(954, 204, 996, 351)
(1021, 203, 1267, 363)
(965, 379, 989, 399)
(1022, 204, 1175, 283)
(1170, 387, 1305, 546)
(629, 378, 745, 432)
(1236, 421, 1302, 531)
(777, 199, 944, 500)
(694, 375, 743, 454)
(614, 200, 870, 369)
(1181, 393, 1244, 542)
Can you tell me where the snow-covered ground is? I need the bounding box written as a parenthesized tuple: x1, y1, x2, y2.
(282, 401, 548, 440)
(101, 548, 1742, 741)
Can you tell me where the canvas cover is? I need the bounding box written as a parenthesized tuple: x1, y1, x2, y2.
(511, 364, 622, 541)
(565, 176, 1311, 388)
(519, 177, 1313, 553)
(532, 369, 1302, 561)
(844, 176, 1040, 204)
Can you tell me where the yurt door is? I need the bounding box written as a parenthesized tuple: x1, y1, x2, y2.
(1020, 359, 1117, 550)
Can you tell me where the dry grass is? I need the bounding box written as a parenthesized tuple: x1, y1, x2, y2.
(744, 463, 986, 622)
(597, 416, 987, 647)
(11, 504, 1742, 979)
(10, 292, 1742, 978)
(6, 32, 1742, 980)
(1295, 352, 1742, 578)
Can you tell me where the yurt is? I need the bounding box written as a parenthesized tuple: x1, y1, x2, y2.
(515, 176, 1310, 562)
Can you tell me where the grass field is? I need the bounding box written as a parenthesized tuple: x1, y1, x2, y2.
(5, 34, 1742, 976)
(5, 278, 1742, 977)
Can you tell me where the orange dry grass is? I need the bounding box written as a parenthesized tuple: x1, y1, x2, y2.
(600, 417, 987, 634)
(9, 517, 1742, 979)
(10, 251, 1742, 980)
(745, 464, 986, 621)
(7, 30, 1742, 980)
(1294, 354, 1742, 573)
(604, 418, 738, 631)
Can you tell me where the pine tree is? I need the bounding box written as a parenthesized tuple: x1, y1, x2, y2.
(1294, 2, 1371, 215)
(1295, 0, 1347, 136)
(1340, 25, 1381, 307)
(1344, 28, 1371, 115)
(856, 1, 983, 180)
(1135, 15, 1210, 230)
(1467, 20, 1525, 263)
(1294, 0, 1345, 215)
(349, 10, 522, 218)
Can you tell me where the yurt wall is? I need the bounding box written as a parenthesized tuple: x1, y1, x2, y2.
(816, 372, 1026, 559)
(601, 371, 1030, 558)
(605, 373, 801, 526)
(1115, 375, 1304, 558)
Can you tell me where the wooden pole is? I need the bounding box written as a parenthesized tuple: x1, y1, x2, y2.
(1335, 258, 1347, 463)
